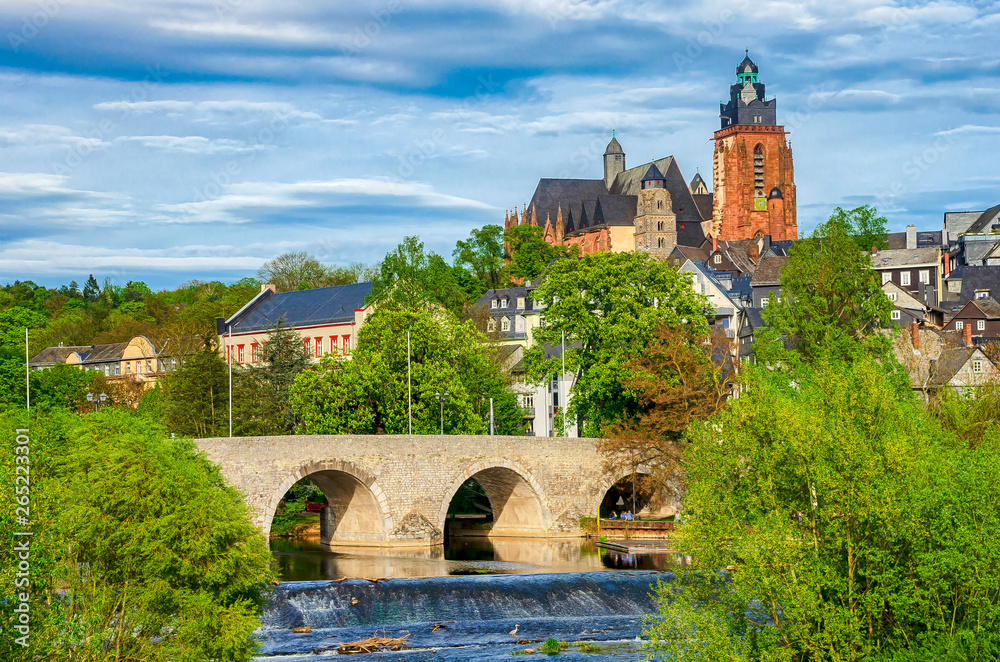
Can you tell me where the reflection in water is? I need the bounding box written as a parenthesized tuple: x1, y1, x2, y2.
(271, 536, 674, 581)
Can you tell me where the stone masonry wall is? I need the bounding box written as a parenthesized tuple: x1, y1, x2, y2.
(195, 435, 627, 546)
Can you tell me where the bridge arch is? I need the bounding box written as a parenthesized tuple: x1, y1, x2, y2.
(264, 459, 393, 545)
(439, 459, 552, 537)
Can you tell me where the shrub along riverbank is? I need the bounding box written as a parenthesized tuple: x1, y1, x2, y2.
(0, 407, 275, 662)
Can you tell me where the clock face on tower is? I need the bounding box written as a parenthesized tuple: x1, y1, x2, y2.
(754, 197, 767, 211)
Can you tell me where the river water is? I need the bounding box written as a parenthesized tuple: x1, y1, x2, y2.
(259, 538, 677, 661)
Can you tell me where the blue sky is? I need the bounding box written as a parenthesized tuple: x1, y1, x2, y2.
(0, 0, 998, 289)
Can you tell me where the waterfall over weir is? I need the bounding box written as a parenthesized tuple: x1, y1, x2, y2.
(257, 571, 672, 660)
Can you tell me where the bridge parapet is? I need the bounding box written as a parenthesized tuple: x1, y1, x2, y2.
(195, 435, 620, 547)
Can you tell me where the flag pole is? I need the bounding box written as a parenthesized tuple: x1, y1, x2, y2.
(228, 325, 232, 438)
(25, 327, 30, 411)
(561, 330, 566, 436)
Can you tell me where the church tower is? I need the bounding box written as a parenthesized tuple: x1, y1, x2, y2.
(633, 163, 677, 257)
(712, 51, 796, 241)
(603, 132, 625, 190)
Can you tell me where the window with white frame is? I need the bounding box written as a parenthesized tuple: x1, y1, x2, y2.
(487, 318, 496, 332)
(919, 270, 929, 284)
(888, 292, 897, 302)
(900, 272, 911, 286)
(491, 299, 498, 309)
(956, 321, 964, 331)
(882, 272, 892, 285)
(761, 298, 768, 307)
(978, 320, 986, 331)
(517, 297, 525, 309)
(713, 254, 721, 264)
(973, 360, 983, 374)
(501, 298, 508, 308)
(976, 290, 990, 299)
(501, 317, 510, 332)
(891, 310, 901, 321)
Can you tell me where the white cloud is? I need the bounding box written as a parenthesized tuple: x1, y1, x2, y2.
(159, 177, 496, 224)
(0, 125, 109, 150)
(114, 135, 272, 154)
(148, 19, 344, 45)
(935, 125, 1000, 137)
(92, 99, 323, 121)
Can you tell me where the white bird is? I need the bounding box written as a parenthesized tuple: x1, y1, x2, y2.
(509, 624, 520, 637)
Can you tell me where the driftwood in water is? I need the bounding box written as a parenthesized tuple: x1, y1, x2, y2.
(338, 633, 410, 654)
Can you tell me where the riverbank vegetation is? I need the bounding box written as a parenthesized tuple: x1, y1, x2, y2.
(0, 408, 275, 662)
(642, 209, 1000, 661)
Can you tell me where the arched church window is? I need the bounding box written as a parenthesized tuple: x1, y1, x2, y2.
(658, 237, 664, 248)
(657, 221, 664, 231)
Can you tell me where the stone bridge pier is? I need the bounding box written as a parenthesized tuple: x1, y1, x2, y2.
(195, 435, 656, 547)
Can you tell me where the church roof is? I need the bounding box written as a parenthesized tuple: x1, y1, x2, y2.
(692, 193, 713, 220)
(604, 135, 624, 155)
(528, 178, 609, 232)
(595, 194, 638, 226)
(768, 185, 783, 199)
(689, 171, 708, 192)
(610, 156, 707, 246)
(641, 163, 665, 182)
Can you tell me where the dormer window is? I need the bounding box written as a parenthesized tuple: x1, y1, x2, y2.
(487, 318, 496, 332)
(517, 297, 525, 309)
(975, 290, 990, 299)
(491, 299, 498, 309)
(713, 254, 721, 264)
(501, 298, 509, 308)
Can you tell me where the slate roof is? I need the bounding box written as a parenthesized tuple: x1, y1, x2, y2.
(227, 282, 373, 333)
(84, 342, 129, 363)
(641, 163, 665, 182)
(750, 255, 787, 286)
(886, 230, 943, 249)
(609, 156, 706, 246)
(692, 193, 713, 221)
(594, 194, 638, 227)
(957, 266, 1000, 304)
(971, 297, 1000, 318)
(928, 347, 978, 387)
(968, 203, 1000, 234)
(728, 274, 753, 303)
(689, 171, 708, 193)
(871, 247, 940, 268)
(672, 245, 710, 263)
(528, 179, 609, 232)
(604, 136, 624, 155)
(29, 345, 90, 366)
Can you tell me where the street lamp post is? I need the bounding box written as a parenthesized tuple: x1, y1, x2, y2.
(85, 392, 108, 412)
(434, 391, 450, 435)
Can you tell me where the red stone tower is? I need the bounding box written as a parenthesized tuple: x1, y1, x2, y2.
(712, 51, 796, 241)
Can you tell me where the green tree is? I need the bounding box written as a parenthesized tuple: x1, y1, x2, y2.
(453, 224, 505, 294)
(244, 318, 310, 434)
(503, 224, 578, 284)
(831, 204, 889, 253)
(257, 252, 371, 292)
(82, 274, 100, 302)
(644, 357, 1000, 661)
(0, 408, 275, 662)
(525, 251, 713, 436)
(757, 208, 895, 366)
(368, 236, 467, 315)
(290, 308, 523, 435)
(160, 348, 229, 437)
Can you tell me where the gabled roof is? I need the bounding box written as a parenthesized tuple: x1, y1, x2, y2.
(928, 347, 981, 387)
(604, 136, 624, 155)
(886, 230, 943, 249)
(692, 193, 713, 221)
(29, 345, 90, 366)
(609, 156, 707, 246)
(750, 255, 787, 286)
(594, 194, 637, 227)
(564, 204, 576, 234)
(957, 266, 1000, 304)
(689, 171, 708, 193)
(641, 163, 665, 182)
(968, 203, 1000, 234)
(871, 247, 940, 268)
(228, 282, 373, 333)
(528, 179, 609, 232)
(972, 297, 1000, 318)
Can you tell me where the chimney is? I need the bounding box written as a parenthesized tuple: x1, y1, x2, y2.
(906, 224, 917, 250)
(963, 322, 972, 347)
(261, 283, 276, 294)
(712, 235, 718, 253)
(944, 251, 950, 277)
(910, 322, 920, 350)
(871, 245, 878, 255)
(750, 244, 759, 262)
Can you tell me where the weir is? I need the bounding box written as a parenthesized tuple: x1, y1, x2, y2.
(195, 435, 681, 547)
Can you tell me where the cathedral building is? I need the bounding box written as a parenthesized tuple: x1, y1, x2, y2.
(506, 51, 797, 254)
(712, 51, 797, 241)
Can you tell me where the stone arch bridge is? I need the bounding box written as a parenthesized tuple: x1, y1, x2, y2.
(195, 434, 663, 547)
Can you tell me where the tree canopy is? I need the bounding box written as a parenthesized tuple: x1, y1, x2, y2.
(503, 224, 578, 284)
(256, 251, 374, 292)
(290, 307, 523, 435)
(453, 224, 505, 295)
(525, 250, 713, 436)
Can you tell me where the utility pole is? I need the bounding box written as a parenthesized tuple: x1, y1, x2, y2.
(489, 397, 494, 436)
(25, 328, 29, 411)
(227, 325, 232, 438)
(561, 330, 567, 436)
